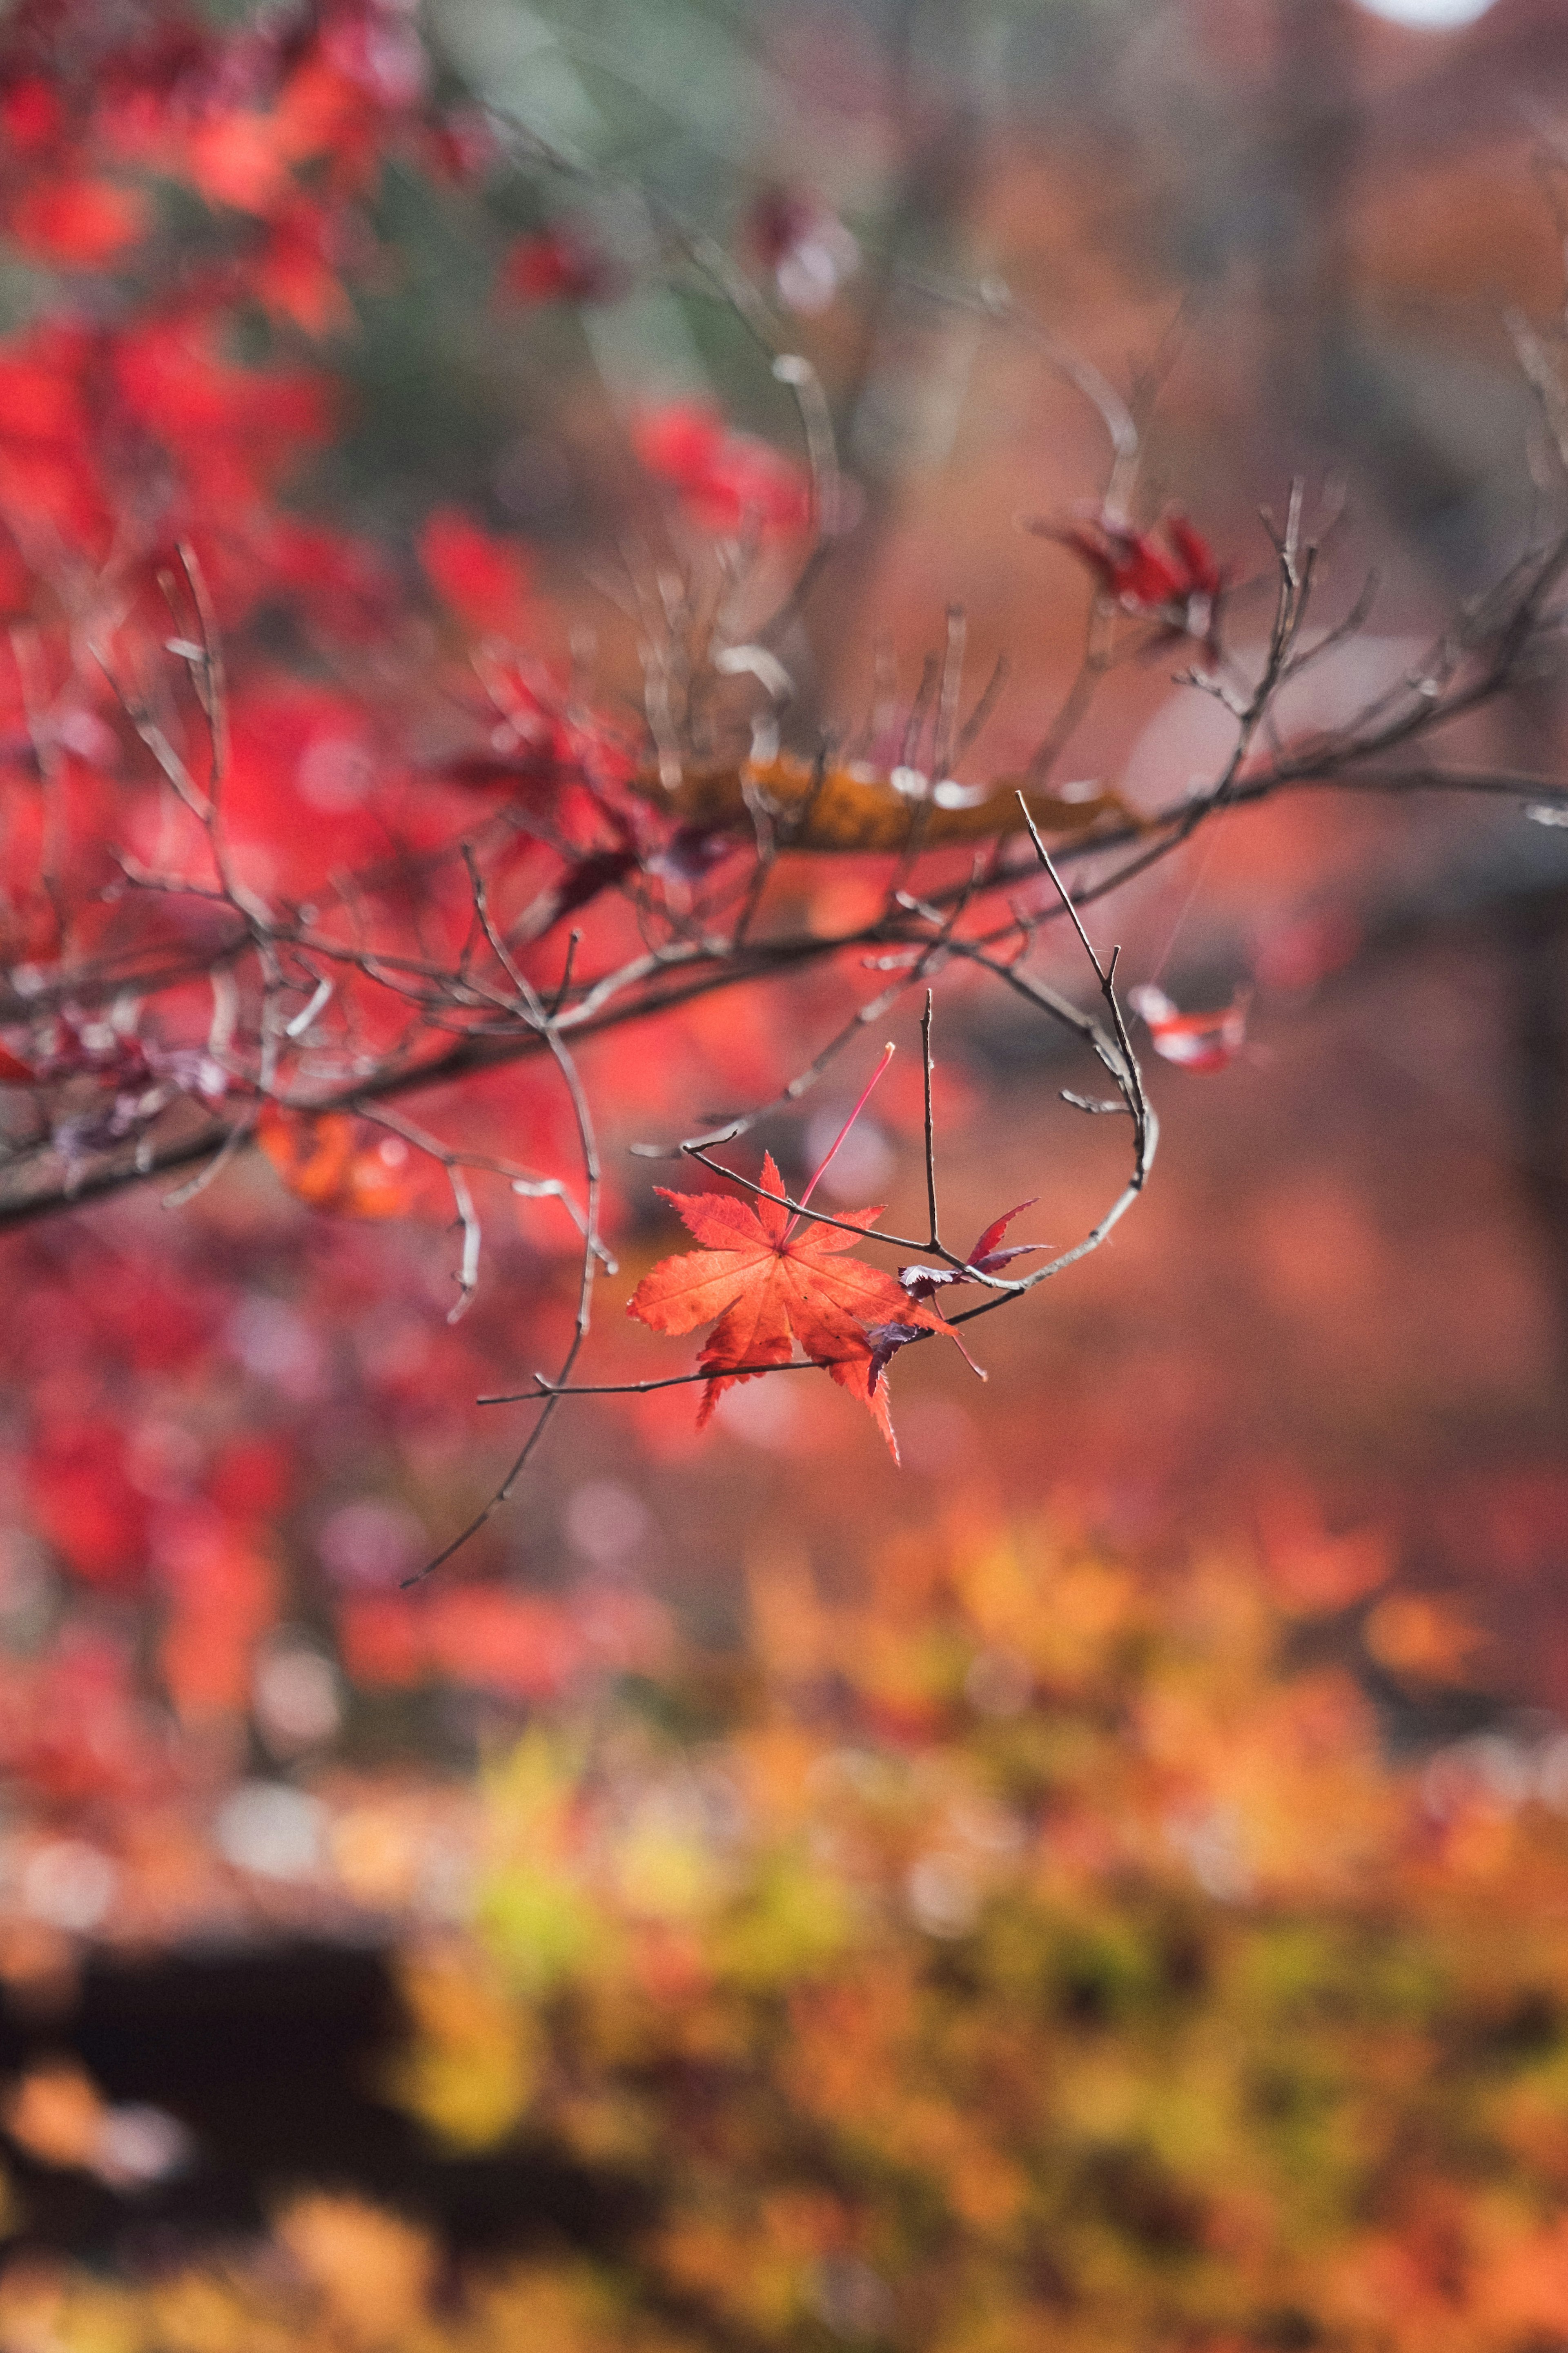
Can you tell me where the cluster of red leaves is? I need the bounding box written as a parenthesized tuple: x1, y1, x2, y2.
(419, 509, 537, 645)
(0, 0, 456, 608)
(0, 0, 749, 1212)
(341, 1578, 663, 1702)
(1038, 503, 1224, 647)
(0, 1166, 685, 1994)
(0, 60, 148, 275)
(0, 0, 1240, 1915)
(0, 0, 743, 1863)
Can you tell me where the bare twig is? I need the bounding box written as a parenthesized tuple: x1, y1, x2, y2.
(921, 988, 940, 1251)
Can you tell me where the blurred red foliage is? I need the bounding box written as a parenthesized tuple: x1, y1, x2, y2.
(0, 0, 1549, 1806)
(632, 400, 812, 535)
(501, 223, 623, 306)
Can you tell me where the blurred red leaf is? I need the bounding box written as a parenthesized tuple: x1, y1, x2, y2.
(632, 401, 809, 536)
(114, 322, 331, 448)
(419, 508, 533, 642)
(8, 177, 147, 267)
(501, 225, 620, 305)
(1, 1633, 165, 1804)
(1128, 983, 1249, 1073)
(157, 1514, 278, 1720)
(0, 77, 66, 156)
(1033, 506, 1222, 644)
(1256, 1479, 1392, 1614)
(27, 1420, 150, 1589)
(0, 334, 94, 444)
(340, 1590, 586, 1700)
(254, 198, 355, 335)
(207, 1438, 292, 1521)
(184, 110, 293, 215)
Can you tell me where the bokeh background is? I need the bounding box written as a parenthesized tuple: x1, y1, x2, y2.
(4, 0, 1568, 2345)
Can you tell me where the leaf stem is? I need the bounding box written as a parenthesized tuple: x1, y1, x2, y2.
(787, 1040, 895, 1235)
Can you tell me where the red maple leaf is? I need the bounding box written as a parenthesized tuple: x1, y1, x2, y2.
(1032, 506, 1223, 648)
(627, 1148, 953, 1457)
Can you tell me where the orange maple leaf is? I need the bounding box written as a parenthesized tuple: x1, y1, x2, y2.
(626, 1150, 952, 1458)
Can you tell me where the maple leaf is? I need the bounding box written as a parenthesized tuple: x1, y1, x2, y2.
(627, 1149, 952, 1459)
(898, 1198, 1043, 1303)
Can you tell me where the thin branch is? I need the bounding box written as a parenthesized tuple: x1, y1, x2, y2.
(480, 1359, 842, 1404)
(921, 989, 940, 1251)
(679, 1141, 938, 1260)
(406, 852, 611, 1581)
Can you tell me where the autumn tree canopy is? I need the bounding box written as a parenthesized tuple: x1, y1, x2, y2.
(0, 0, 1565, 1585)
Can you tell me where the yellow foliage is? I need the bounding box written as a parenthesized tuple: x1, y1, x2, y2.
(273, 2195, 437, 2348)
(385, 1939, 537, 2151)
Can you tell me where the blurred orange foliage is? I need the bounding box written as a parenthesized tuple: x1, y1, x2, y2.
(345, 1517, 1568, 2352)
